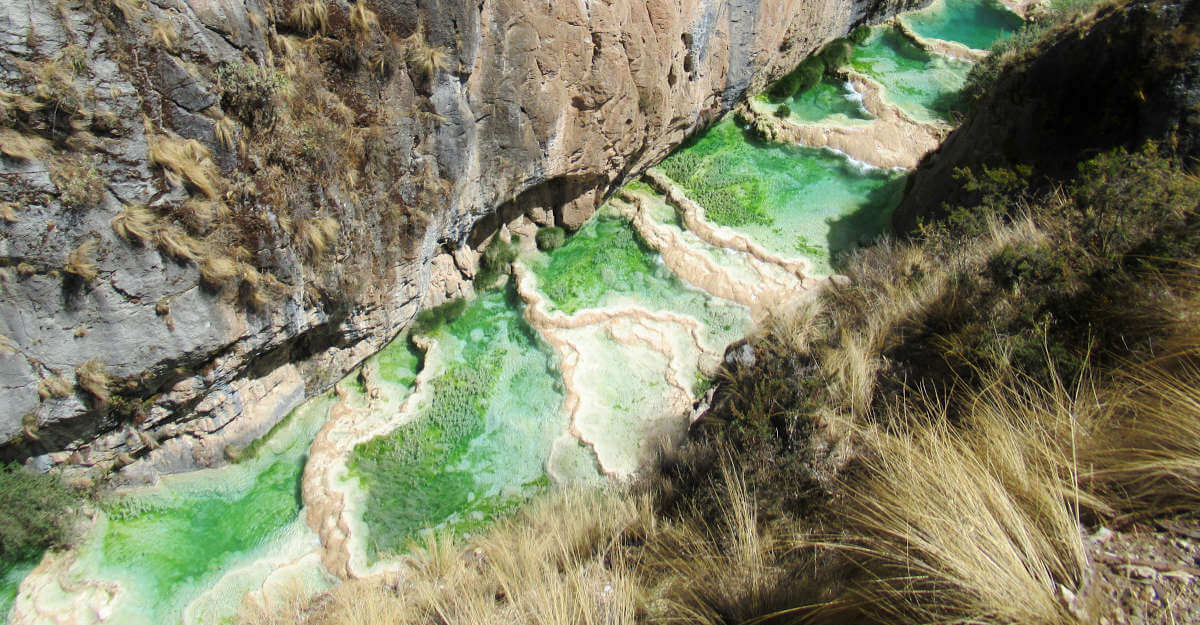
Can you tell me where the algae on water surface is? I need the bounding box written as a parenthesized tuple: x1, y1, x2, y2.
(659, 119, 907, 274)
(349, 286, 569, 559)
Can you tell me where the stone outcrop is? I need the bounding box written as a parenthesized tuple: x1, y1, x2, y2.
(0, 0, 929, 481)
(893, 0, 1200, 232)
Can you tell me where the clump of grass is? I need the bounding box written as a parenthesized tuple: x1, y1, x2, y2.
(534, 226, 566, 251)
(153, 223, 202, 262)
(296, 217, 339, 260)
(151, 20, 180, 51)
(349, 3, 378, 39)
(1086, 360, 1200, 517)
(215, 63, 282, 130)
(63, 239, 99, 281)
(38, 375, 73, 400)
(74, 358, 110, 406)
(475, 233, 519, 288)
(0, 128, 45, 160)
(148, 135, 221, 198)
(111, 204, 155, 244)
(0, 463, 79, 563)
(289, 0, 328, 34)
(405, 36, 451, 81)
(199, 256, 242, 289)
(51, 155, 105, 209)
(768, 57, 825, 100)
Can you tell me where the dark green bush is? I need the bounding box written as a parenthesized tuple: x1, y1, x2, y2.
(819, 39, 854, 72)
(535, 226, 566, 251)
(411, 297, 467, 336)
(0, 464, 77, 563)
(774, 104, 791, 118)
(768, 57, 825, 100)
(476, 234, 520, 288)
(849, 25, 872, 45)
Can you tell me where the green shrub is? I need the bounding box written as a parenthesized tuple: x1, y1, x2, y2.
(774, 104, 791, 118)
(535, 226, 566, 251)
(0, 464, 77, 563)
(215, 62, 284, 130)
(768, 57, 825, 100)
(849, 25, 872, 45)
(819, 38, 854, 72)
(411, 297, 467, 336)
(475, 234, 520, 288)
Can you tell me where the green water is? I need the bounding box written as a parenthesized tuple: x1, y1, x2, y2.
(849, 27, 972, 122)
(659, 119, 907, 274)
(905, 0, 1023, 50)
(1, 561, 34, 623)
(783, 78, 873, 123)
(90, 396, 335, 625)
(529, 212, 750, 344)
(349, 286, 569, 558)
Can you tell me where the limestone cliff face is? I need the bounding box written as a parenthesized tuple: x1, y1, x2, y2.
(893, 0, 1200, 232)
(0, 0, 925, 483)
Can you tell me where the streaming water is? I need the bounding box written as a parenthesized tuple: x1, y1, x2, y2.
(8, 5, 1021, 623)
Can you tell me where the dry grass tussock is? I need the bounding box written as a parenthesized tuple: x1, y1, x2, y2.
(148, 134, 221, 199)
(63, 239, 99, 281)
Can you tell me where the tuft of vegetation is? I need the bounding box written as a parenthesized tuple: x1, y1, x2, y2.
(818, 37, 854, 71)
(475, 234, 519, 288)
(0, 464, 78, 564)
(410, 297, 467, 337)
(657, 125, 773, 227)
(215, 62, 283, 131)
(74, 358, 111, 406)
(849, 24, 872, 45)
(767, 56, 824, 100)
(110, 204, 155, 245)
(148, 135, 221, 199)
(289, 0, 329, 35)
(150, 20, 180, 51)
(51, 155, 105, 209)
(63, 239, 99, 282)
(0, 129, 44, 161)
(37, 375, 73, 400)
(534, 226, 566, 251)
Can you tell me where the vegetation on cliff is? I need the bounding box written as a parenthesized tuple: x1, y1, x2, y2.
(239, 2, 1200, 622)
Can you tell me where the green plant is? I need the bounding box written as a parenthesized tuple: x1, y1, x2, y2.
(0, 463, 78, 563)
(475, 234, 519, 288)
(767, 57, 824, 100)
(215, 63, 282, 130)
(52, 155, 104, 209)
(849, 24, 872, 45)
(774, 104, 791, 118)
(819, 38, 854, 72)
(534, 226, 566, 251)
(410, 297, 467, 336)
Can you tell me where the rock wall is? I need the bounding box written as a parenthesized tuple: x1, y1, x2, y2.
(893, 0, 1200, 232)
(0, 0, 926, 484)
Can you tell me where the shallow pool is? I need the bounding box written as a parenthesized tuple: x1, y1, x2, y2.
(904, 0, 1023, 51)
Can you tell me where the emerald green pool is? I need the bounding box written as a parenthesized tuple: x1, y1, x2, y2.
(904, 0, 1023, 50)
(529, 213, 749, 343)
(849, 27, 972, 122)
(658, 119, 907, 274)
(349, 286, 569, 559)
(780, 78, 873, 123)
(89, 396, 335, 625)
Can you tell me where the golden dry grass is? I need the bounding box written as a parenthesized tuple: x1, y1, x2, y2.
(290, 0, 329, 35)
(111, 204, 155, 244)
(0, 129, 45, 160)
(74, 359, 110, 405)
(148, 135, 221, 198)
(151, 20, 180, 51)
(37, 375, 73, 400)
(64, 239, 99, 281)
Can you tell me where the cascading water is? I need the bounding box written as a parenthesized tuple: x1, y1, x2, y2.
(5, 3, 1024, 622)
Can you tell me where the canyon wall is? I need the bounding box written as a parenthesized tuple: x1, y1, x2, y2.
(0, 0, 926, 483)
